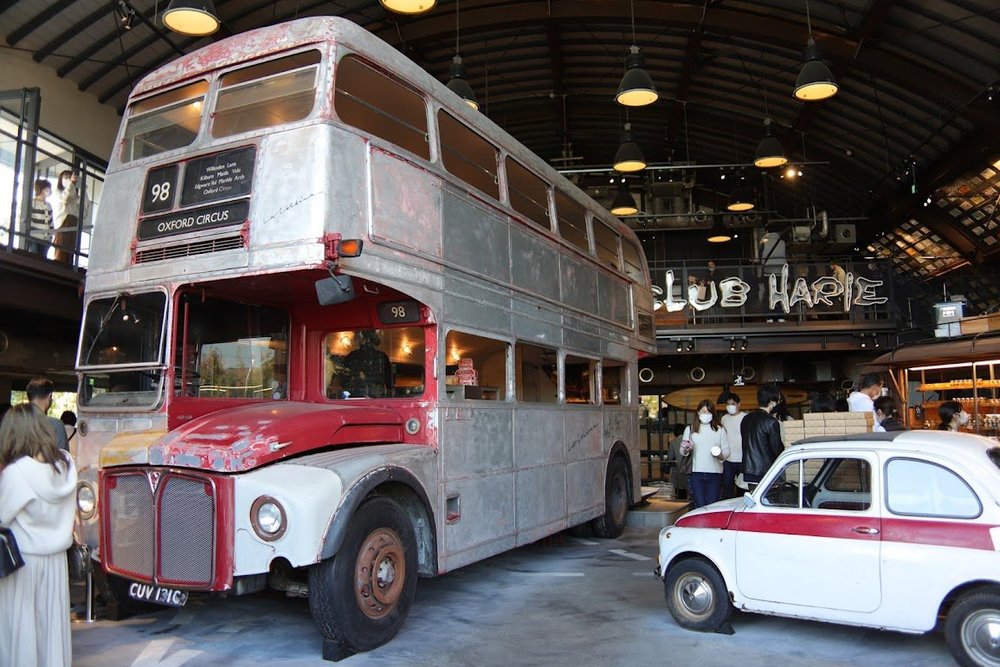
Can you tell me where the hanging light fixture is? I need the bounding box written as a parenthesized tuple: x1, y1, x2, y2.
(707, 219, 732, 243)
(754, 118, 787, 168)
(613, 123, 646, 172)
(793, 0, 838, 101)
(162, 0, 220, 36)
(610, 182, 638, 216)
(445, 0, 479, 110)
(379, 0, 436, 14)
(615, 0, 657, 106)
(727, 182, 755, 212)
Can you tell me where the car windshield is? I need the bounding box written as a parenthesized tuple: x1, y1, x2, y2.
(80, 370, 163, 408)
(78, 292, 167, 367)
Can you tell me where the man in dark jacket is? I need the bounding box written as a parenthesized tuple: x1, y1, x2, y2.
(740, 383, 784, 486)
(26, 376, 70, 452)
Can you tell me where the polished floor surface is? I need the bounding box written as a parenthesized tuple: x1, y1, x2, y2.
(70, 520, 953, 666)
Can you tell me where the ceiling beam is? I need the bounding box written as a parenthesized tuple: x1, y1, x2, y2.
(6, 0, 75, 46)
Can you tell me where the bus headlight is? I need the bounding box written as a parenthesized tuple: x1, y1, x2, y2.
(250, 496, 286, 541)
(77, 482, 97, 520)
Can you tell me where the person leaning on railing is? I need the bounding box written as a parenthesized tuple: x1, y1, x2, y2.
(28, 179, 53, 257)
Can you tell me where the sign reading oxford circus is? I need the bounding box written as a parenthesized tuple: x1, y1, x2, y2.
(661, 264, 888, 314)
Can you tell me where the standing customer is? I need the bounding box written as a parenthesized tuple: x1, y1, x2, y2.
(52, 170, 79, 264)
(719, 393, 746, 498)
(740, 383, 784, 487)
(28, 179, 53, 257)
(937, 400, 968, 432)
(0, 404, 78, 667)
(874, 396, 907, 432)
(26, 377, 69, 453)
(847, 373, 883, 414)
(681, 400, 729, 508)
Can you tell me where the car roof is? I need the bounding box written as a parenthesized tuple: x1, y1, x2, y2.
(790, 430, 999, 463)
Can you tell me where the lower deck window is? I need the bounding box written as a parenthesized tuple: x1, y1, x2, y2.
(325, 327, 425, 399)
(444, 331, 507, 401)
(515, 341, 557, 404)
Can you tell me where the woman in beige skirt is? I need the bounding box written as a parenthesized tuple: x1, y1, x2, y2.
(0, 404, 78, 667)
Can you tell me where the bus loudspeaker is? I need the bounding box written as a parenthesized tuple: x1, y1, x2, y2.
(315, 274, 356, 306)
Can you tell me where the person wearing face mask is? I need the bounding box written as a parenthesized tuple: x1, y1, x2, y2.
(873, 396, 906, 432)
(847, 373, 883, 415)
(680, 400, 729, 508)
(937, 400, 969, 432)
(740, 383, 785, 487)
(719, 393, 746, 498)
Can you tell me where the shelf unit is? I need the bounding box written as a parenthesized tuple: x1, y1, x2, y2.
(910, 359, 1000, 436)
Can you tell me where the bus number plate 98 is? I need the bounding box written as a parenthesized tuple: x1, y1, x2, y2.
(377, 301, 420, 324)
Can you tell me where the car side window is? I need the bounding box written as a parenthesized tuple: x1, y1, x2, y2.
(761, 457, 871, 511)
(885, 458, 981, 519)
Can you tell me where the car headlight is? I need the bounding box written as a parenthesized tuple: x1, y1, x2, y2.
(77, 482, 97, 520)
(250, 496, 286, 541)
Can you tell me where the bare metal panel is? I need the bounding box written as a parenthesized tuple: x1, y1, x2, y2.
(513, 409, 564, 468)
(564, 410, 604, 460)
(515, 464, 566, 540)
(599, 274, 631, 325)
(442, 474, 515, 558)
(371, 149, 442, 259)
(567, 458, 605, 516)
(562, 315, 602, 355)
(510, 226, 560, 302)
(441, 191, 511, 283)
(511, 297, 562, 345)
(441, 407, 513, 478)
(559, 253, 598, 313)
(442, 270, 512, 335)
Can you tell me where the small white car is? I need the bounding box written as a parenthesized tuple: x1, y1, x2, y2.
(656, 431, 1000, 667)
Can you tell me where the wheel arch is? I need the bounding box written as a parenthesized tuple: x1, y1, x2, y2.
(319, 466, 438, 577)
(664, 551, 732, 592)
(937, 580, 1000, 619)
(607, 439, 634, 501)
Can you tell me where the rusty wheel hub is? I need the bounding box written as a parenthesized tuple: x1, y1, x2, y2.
(354, 527, 405, 620)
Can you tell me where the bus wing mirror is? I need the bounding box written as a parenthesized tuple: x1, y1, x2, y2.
(315, 274, 355, 306)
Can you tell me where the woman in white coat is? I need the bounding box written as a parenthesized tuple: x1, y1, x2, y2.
(0, 404, 78, 667)
(680, 400, 730, 508)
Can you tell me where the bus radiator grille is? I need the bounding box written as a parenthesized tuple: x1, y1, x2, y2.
(105, 471, 216, 586)
(134, 235, 245, 264)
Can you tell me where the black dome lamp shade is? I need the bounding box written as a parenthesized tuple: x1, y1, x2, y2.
(754, 118, 787, 168)
(447, 56, 479, 110)
(610, 183, 639, 216)
(613, 123, 646, 173)
(794, 38, 838, 101)
(162, 0, 220, 36)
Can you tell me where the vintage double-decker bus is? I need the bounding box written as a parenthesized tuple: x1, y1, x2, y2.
(73, 17, 656, 659)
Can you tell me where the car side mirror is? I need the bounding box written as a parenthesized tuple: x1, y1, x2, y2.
(743, 492, 756, 508)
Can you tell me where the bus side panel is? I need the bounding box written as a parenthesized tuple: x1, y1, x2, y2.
(439, 407, 515, 567)
(370, 149, 442, 259)
(510, 227, 561, 303)
(443, 271, 512, 334)
(600, 274, 632, 327)
(562, 408, 606, 520)
(513, 408, 570, 546)
(560, 253, 599, 315)
(604, 408, 642, 504)
(441, 190, 511, 283)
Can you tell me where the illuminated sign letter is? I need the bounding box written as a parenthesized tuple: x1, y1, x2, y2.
(768, 264, 791, 314)
(811, 276, 843, 306)
(719, 277, 750, 308)
(854, 277, 888, 306)
(662, 270, 687, 312)
(689, 280, 718, 312)
(789, 276, 814, 309)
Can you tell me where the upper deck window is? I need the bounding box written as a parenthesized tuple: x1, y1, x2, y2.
(554, 190, 590, 253)
(505, 158, 550, 230)
(438, 110, 499, 199)
(212, 50, 321, 138)
(335, 55, 429, 160)
(123, 81, 208, 162)
(594, 221, 622, 271)
(622, 238, 646, 284)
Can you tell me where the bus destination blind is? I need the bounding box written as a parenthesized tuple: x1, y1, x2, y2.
(138, 200, 250, 241)
(180, 146, 256, 207)
(376, 301, 421, 324)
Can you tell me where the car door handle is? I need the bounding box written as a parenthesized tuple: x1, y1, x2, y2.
(852, 526, 879, 535)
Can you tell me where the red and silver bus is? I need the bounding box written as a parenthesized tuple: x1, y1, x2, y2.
(73, 17, 655, 659)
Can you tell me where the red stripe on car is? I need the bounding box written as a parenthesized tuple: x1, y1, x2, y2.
(675, 510, 733, 529)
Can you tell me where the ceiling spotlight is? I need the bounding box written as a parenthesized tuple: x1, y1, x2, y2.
(676, 340, 683, 353)
(860, 336, 867, 349)
(686, 340, 695, 352)
(117, 0, 136, 30)
(785, 166, 798, 179)
(730, 339, 736, 352)
(873, 335, 880, 349)
(379, 0, 436, 14)
(740, 338, 748, 351)
(754, 118, 787, 168)
(163, 0, 220, 36)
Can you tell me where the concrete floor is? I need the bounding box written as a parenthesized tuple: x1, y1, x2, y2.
(70, 507, 955, 666)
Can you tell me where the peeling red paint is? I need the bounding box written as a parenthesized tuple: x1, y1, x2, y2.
(149, 402, 404, 472)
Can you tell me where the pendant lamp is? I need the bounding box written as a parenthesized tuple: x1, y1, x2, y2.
(613, 123, 646, 173)
(727, 184, 755, 212)
(379, 0, 436, 14)
(616, 45, 658, 107)
(162, 0, 220, 36)
(447, 56, 479, 110)
(793, 0, 838, 101)
(707, 220, 733, 243)
(754, 118, 787, 168)
(610, 183, 638, 216)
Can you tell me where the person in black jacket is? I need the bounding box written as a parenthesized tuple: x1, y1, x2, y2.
(874, 396, 906, 432)
(740, 383, 784, 486)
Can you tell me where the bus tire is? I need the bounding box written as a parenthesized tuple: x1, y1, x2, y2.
(308, 496, 418, 653)
(590, 456, 630, 538)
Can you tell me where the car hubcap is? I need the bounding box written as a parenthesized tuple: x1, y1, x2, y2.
(962, 609, 1000, 665)
(354, 528, 405, 620)
(676, 572, 714, 620)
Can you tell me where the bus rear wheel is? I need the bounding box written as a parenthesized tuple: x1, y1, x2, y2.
(308, 496, 418, 656)
(591, 456, 630, 538)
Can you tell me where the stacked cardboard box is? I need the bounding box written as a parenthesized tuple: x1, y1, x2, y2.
(782, 412, 874, 447)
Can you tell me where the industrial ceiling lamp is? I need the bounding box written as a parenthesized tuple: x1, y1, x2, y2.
(445, 0, 479, 110)
(707, 219, 733, 243)
(754, 118, 787, 168)
(379, 0, 437, 14)
(613, 123, 646, 172)
(615, 1, 658, 107)
(610, 182, 638, 216)
(793, 0, 838, 101)
(162, 0, 220, 36)
(727, 182, 755, 212)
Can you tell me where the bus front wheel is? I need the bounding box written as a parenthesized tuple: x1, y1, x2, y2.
(590, 456, 630, 538)
(308, 496, 418, 655)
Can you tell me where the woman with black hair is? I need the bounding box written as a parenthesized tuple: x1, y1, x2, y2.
(874, 396, 906, 432)
(937, 400, 968, 431)
(680, 400, 730, 508)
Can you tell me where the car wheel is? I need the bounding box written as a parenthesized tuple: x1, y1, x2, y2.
(664, 558, 732, 632)
(308, 496, 418, 654)
(591, 456, 630, 538)
(944, 587, 1000, 667)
